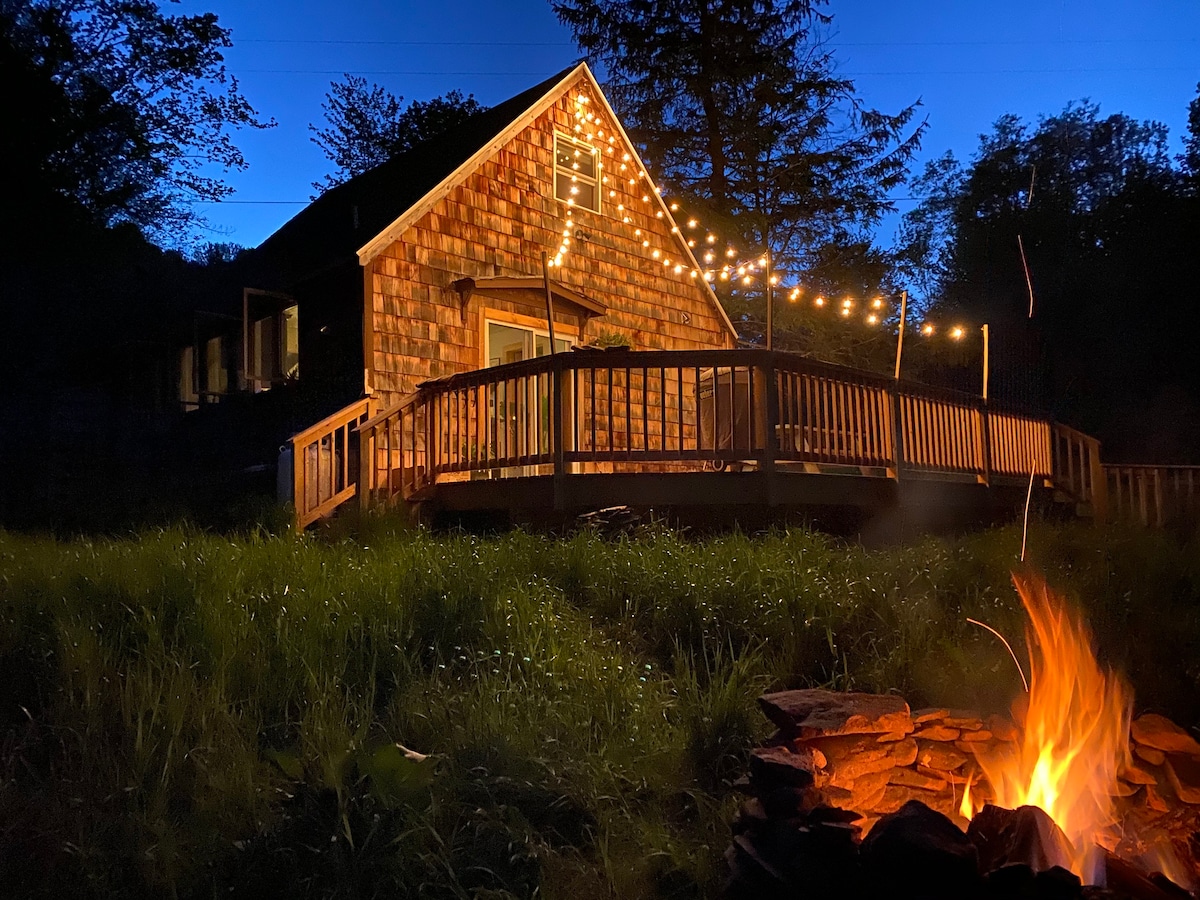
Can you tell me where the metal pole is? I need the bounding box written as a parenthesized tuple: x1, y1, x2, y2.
(765, 252, 773, 351)
(893, 290, 908, 380)
(981, 323, 990, 401)
(541, 251, 557, 354)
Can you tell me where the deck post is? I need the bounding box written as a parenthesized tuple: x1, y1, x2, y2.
(552, 355, 568, 510)
(292, 437, 306, 528)
(760, 352, 780, 503)
(358, 425, 372, 516)
(1089, 437, 1108, 523)
(427, 393, 437, 492)
(978, 401, 992, 487)
(889, 385, 905, 480)
(1154, 467, 1165, 528)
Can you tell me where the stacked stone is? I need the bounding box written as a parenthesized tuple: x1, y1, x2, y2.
(1113, 713, 1200, 875)
(753, 689, 1023, 835)
(751, 692, 1200, 844)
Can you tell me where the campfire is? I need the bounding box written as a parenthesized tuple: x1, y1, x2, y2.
(725, 572, 1200, 899)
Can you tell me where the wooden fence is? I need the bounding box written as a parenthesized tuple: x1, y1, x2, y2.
(1105, 465, 1200, 527)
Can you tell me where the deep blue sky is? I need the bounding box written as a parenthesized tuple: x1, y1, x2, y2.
(178, 0, 1200, 249)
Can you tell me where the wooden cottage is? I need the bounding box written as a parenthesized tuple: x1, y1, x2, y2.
(183, 63, 737, 411)
(176, 65, 1131, 530)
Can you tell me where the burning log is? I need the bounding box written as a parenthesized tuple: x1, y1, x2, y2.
(967, 804, 1075, 874)
(859, 799, 980, 898)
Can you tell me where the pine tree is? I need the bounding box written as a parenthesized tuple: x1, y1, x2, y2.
(553, 0, 925, 353)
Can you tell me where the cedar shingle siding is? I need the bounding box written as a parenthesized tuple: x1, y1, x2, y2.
(366, 72, 734, 406)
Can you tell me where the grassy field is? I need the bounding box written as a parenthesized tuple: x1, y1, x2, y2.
(1, 520, 1198, 898)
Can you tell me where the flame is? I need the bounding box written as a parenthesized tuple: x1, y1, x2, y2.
(968, 572, 1133, 884)
(959, 770, 975, 821)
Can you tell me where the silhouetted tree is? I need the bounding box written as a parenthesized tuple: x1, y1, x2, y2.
(1183, 82, 1200, 181)
(0, 0, 271, 241)
(310, 76, 487, 193)
(897, 100, 1200, 460)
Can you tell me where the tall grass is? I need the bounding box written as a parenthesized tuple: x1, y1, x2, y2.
(1, 521, 1197, 898)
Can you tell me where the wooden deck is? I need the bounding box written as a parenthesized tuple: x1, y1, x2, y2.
(287, 349, 1122, 529)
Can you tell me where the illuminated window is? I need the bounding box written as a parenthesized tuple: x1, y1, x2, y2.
(554, 133, 600, 213)
(179, 346, 199, 411)
(205, 335, 229, 397)
(251, 304, 299, 389)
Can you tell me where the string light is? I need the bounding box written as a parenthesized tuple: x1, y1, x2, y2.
(556, 94, 978, 352)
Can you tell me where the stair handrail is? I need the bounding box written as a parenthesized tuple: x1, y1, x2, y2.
(288, 397, 373, 529)
(354, 388, 429, 511)
(1050, 421, 1107, 521)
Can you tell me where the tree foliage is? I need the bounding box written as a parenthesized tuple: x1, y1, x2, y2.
(552, 0, 924, 362)
(1184, 82, 1200, 179)
(897, 99, 1200, 460)
(310, 76, 487, 193)
(0, 0, 271, 240)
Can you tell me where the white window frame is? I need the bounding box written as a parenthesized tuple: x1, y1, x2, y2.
(484, 317, 574, 368)
(553, 132, 601, 213)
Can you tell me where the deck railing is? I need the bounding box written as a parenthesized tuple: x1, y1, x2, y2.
(351, 349, 1066, 516)
(1051, 423, 1106, 519)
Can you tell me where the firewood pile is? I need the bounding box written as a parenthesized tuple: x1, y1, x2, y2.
(724, 689, 1200, 899)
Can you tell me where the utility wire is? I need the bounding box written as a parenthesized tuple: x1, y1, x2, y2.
(237, 66, 1200, 77)
(233, 37, 1198, 47)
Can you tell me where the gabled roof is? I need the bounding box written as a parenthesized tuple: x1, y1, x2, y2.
(258, 66, 578, 282)
(258, 64, 737, 341)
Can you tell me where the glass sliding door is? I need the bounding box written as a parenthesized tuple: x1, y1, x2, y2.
(487, 322, 569, 367)
(484, 320, 570, 474)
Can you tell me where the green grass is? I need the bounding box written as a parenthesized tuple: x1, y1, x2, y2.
(1, 520, 1198, 898)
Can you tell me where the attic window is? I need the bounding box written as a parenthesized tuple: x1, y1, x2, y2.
(554, 133, 600, 213)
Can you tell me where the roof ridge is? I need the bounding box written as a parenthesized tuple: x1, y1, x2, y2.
(258, 65, 582, 269)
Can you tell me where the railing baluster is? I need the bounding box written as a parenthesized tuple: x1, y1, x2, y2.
(628, 364, 638, 458)
(747, 364, 756, 453)
(834, 380, 846, 461)
(642, 367, 649, 453)
(803, 374, 814, 460)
